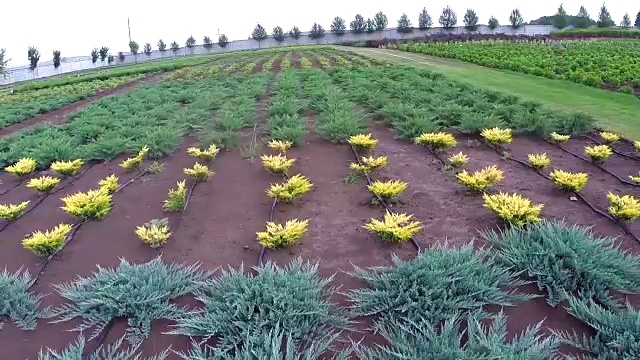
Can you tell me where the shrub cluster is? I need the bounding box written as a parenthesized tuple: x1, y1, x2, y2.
(483, 192, 544, 227)
(456, 165, 504, 191)
(22, 224, 72, 257)
(0, 201, 30, 220)
(550, 169, 589, 193)
(256, 219, 310, 249)
(266, 174, 313, 203)
(50, 159, 83, 176)
(61, 188, 112, 219)
(362, 211, 423, 243)
(5, 158, 37, 177)
(135, 218, 172, 248)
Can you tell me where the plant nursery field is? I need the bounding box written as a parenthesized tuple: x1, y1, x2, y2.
(1, 46, 640, 359)
(395, 39, 640, 96)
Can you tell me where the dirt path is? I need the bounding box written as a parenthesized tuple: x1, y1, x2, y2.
(0, 74, 165, 137)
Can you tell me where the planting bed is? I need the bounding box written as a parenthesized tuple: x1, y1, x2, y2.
(1, 47, 640, 359)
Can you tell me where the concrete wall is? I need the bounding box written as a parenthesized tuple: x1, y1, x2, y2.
(1, 25, 555, 86)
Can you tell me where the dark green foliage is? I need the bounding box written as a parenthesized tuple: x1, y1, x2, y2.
(185, 35, 196, 48)
(456, 113, 504, 134)
(50, 257, 212, 345)
(636, 11, 640, 28)
(331, 16, 347, 35)
(374, 11, 388, 30)
(597, 3, 614, 28)
(463, 9, 479, 31)
(267, 116, 307, 145)
(169, 259, 350, 356)
(418, 8, 433, 30)
(397, 13, 413, 33)
(272, 26, 285, 42)
(488, 16, 500, 29)
(366, 18, 376, 33)
(484, 221, 640, 308)
(129, 41, 139, 55)
(52, 50, 61, 69)
(268, 97, 303, 117)
(348, 243, 535, 332)
(1, 268, 51, 330)
(203, 36, 213, 48)
(555, 297, 640, 359)
(170, 41, 180, 53)
(352, 312, 559, 359)
(39, 336, 168, 360)
(252, 24, 267, 42)
(289, 26, 301, 39)
(554, 3, 569, 29)
(28, 46, 41, 70)
(0, 48, 8, 78)
(143, 43, 152, 56)
(309, 23, 325, 39)
(350, 14, 366, 34)
(551, 111, 596, 135)
(99, 46, 109, 62)
(439, 6, 458, 29)
(576, 6, 591, 29)
(218, 34, 228, 48)
(377, 102, 441, 140)
(157, 39, 167, 51)
(510, 8, 525, 28)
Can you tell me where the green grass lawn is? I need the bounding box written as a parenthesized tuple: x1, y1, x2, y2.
(339, 46, 640, 139)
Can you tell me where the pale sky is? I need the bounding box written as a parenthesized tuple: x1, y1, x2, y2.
(2, 1, 636, 66)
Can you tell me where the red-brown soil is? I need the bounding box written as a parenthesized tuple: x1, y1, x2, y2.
(0, 74, 165, 138)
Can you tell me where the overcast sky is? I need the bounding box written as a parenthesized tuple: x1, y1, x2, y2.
(2, 1, 636, 66)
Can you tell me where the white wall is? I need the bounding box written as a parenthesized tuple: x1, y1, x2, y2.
(1, 25, 555, 86)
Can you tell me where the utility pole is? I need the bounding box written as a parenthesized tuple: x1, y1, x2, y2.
(128, 18, 132, 43)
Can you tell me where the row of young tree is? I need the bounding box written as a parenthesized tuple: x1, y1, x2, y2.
(5, 4, 640, 76)
(552, 3, 640, 29)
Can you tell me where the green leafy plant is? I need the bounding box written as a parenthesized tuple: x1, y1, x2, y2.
(136, 218, 171, 248)
(163, 180, 186, 212)
(50, 159, 83, 176)
(362, 211, 423, 243)
(367, 180, 408, 203)
(256, 219, 309, 249)
(607, 193, 640, 222)
(184, 163, 212, 181)
(187, 144, 220, 161)
(483, 220, 640, 308)
(0, 201, 30, 220)
(27, 176, 60, 193)
(266, 174, 313, 203)
(448, 152, 468, 167)
(5, 158, 37, 177)
(483, 192, 544, 227)
(169, 259, 350, 354)
(61, 188, 112, 219)
(51, 257, 211, 345)
(348, 243, 535, 332)
(261, 154, 295, 175)
(23, 224, 72, 257)
(98, 174, 119, 193)
(456, 165, 504, 191)
(585, 145, 613, 162)
(527, 153, 551, 169)
(550, 169, 588, 192)
(415, 132, 457, 152)
(348, 133, 378, 153)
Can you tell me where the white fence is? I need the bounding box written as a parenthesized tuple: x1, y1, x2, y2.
(1, 25, 555, 86)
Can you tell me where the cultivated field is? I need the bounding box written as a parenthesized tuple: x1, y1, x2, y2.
(1, 46, 639, 359)
(394, 39, 640, 96)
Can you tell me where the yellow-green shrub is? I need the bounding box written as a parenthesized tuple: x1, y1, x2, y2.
(350, 156, 388, 174)
(448, 152, 468, 168)
(348, 134, 378, 153)
(634, 141, 640, 152)
(0, 201, 29, 220)
(135, 218, 171, 248)
(120, 146, 149, 172)
(268, 140, 293, 153)
(98, 175, 119, 193)
(481, 127, 512, 146)
(550, 170, 588, 193)
(187, 144, 220, 161)
(184, 163, 212, 181)
(22, 224, 72, 256)
(50, 159, 83, 176)
(61, 188, 112, 219)
(483, 192, 544, 227)
(27, 176, 60, 193)
(5, 158, 37, 177)
(607, 193, 640, 222)
(362, 211, 423, 243)
(267, 174, 313, 202)
(261, 154, 295, 175)
(600, 131, 620, 144)
(630, 174, 640, 184)
(367, 180, 408, 202)
(585, 145, 613, 162)
(527, 153, 551, 170)
(163, 180, 187, 212)
(550, 132, 570, 144)
(256, 219, 309, 249)
(456, 165, 504, 192)
(415, 132, 457, 151)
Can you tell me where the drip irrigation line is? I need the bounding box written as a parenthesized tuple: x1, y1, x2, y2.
(482, 141, 551, 180)
(84, 319, 116, 359)
(574, 192, 639, 243)
(543, 139, 639, 187)
(0, 179, 24, 196)
(349, 145, 421, 253)
(170, 181, 199, 234)
(28, 220, 86, 290)
(0, 163, 97, 232)
(480, 139, 638, 243)
(114, 170, 149, 194)
(583, 135, 640, 162)
(258, 199, 278, 266)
